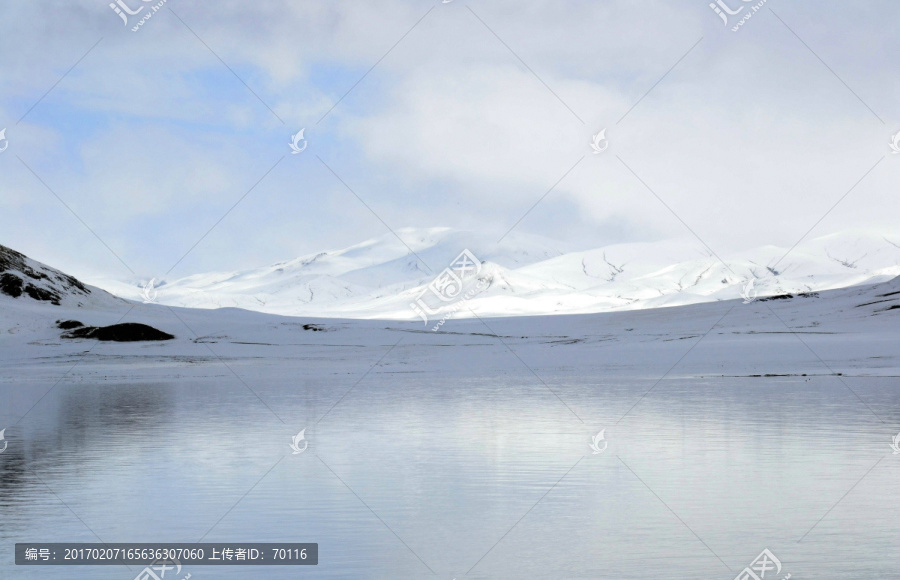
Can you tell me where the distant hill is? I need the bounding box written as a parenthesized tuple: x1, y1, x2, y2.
(91, 227, 900, 320)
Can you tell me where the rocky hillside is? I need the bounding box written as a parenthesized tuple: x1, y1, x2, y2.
(0, 244, 116, 307)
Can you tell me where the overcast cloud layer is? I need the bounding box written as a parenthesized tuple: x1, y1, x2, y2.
(1, 0, 898, 282)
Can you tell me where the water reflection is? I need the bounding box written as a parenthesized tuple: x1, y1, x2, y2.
(1, 374, 897, 578)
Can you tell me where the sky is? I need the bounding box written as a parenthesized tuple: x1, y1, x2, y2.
(0, 0, 899, 283)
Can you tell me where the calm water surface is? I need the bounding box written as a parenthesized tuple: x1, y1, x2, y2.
(1, 371, 898, 579)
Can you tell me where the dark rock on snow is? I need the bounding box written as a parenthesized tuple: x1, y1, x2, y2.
(62, 323, 174, 342)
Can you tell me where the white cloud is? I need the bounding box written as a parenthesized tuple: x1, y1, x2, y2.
(0, 0, 898, 279)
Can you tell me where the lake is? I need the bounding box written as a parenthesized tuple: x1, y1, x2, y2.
(2, 355, 897, 579)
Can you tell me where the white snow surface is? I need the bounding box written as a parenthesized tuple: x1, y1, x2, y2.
(84, 227, 900, 320)
(2, 269, 898, 384)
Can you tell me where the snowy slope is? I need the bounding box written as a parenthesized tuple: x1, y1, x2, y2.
(0, 244, 121, 310)
(91, 228, 900, 320)
(2, 261, 898, 381)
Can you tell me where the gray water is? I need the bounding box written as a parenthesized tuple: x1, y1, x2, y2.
(1, 371, 898, 579)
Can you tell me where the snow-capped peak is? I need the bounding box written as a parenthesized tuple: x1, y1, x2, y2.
(91, 228, 900, 320)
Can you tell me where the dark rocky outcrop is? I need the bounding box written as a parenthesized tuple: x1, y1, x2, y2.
(0, 272, 23, 298)
(62, 323, 174, 342)
(0, 244, 91, 305)
(759, 294, 793, 302)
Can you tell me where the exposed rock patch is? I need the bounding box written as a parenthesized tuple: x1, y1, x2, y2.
(62, 323, 174, 342)
(758, 292, 819, 302)
(0, 273, 24, 298)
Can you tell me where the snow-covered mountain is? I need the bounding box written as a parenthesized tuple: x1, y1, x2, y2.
(93, 228, 900, 321)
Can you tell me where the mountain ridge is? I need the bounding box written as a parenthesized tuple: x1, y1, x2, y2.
(88, 227, 900, 321)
